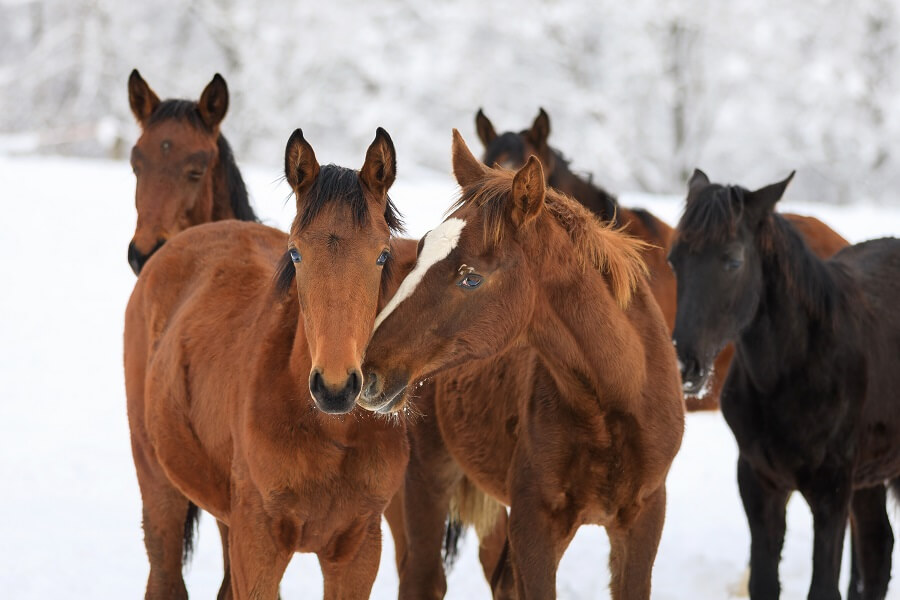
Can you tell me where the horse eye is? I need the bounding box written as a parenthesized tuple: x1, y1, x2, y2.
(187, 171, 204, 181)
(457, 273, 483, 289)
(289, 248, 302, 263)
(376, 249, 391, 266)
(723, 257, 743, 271)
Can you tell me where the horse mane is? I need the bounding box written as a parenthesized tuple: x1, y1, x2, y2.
(453, 169, 649, 309)
(217, 135, 256, 222)
(147, 99, 257, 223)
(678, 184, 845, 320)
(274, 164, 403, 296)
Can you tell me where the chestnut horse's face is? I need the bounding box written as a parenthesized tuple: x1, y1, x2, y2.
(668, 169, 794, 394)
(476, 108, 556, 181)
(360, 132, 544, 413)
(278, 128, 400, 414)
(127, 70, 229, 275)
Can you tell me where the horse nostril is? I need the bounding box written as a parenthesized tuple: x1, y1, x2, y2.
(363, 372, 381, 399)
(346, 370, 362, 398)
(309, 368, 325, 396)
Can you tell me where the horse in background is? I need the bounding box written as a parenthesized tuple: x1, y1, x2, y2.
(669, 169, 900, 599)
(361, 131, 684, 599)
(125, 128, 415, 599)
(126, 69, 256, 274)
(475, 108, 848, 410)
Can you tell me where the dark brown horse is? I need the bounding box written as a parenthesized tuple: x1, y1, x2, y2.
(127, 69, 256, 275)
(669, 169, 900, 599)
(360, 131, 684, 599)
(475, 108, 848, 410)
(125, 128, 415, 599)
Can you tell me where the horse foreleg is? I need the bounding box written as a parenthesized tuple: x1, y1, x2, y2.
(847, 485, 892, 600)
(607, 485, 666, 600)
(400, 411, 465, 600)
(318, 517, 383, 600)
(737, 458, 789, 600)
(804, 472, 852, 600)
(216, 520, 233, 600)
(227, 485, 293, 600)
(383, 489, 407, 573)
(507, 468, 577, 599)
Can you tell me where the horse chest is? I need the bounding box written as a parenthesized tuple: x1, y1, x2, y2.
(721, 380, 857, 486)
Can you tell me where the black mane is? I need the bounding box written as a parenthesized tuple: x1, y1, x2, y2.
(216, 135, 256, 222)
(148, 99, 257, 223)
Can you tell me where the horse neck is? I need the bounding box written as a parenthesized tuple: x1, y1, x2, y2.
(524, 223, 646, 408)
(735, 217, 843, 389)
(547, 157, 619, 224)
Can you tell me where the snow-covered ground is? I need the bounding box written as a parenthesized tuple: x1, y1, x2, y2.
(1, 154, 899, 599)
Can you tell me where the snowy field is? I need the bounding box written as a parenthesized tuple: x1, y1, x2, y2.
(1, 153, 899, 599)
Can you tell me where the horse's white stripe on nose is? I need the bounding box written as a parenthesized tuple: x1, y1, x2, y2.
(373, 218, 466, 332)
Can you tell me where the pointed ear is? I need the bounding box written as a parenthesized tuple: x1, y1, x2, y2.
(360, 127, 397, 199)
(452, 129, 487, 188)
(748, 171, 795, 216)
(526, 108, 551, 147)
(284, 128, 320, 196)
(197, 73, 229, 130)
(688, 168, 710, 190)
(509, 156, 546, 227)
(128, 69, 160, 125)
(475, 109, 498, 148)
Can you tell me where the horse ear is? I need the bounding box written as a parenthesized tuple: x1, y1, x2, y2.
(748, 171, 795, 216)
(198, 73, 229, 130)
(360, 127, 397, 199)
(526, 108, 551, 147)
(509, 156, 546, 227)
(128, 69, 160, 125)
(452, 129, 487, 188)
(284, 128, 320, 196)
(475, 109, 498, 148)
(688, 168, 710, 190)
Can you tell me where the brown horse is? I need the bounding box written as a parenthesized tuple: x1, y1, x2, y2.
(474, 108, 849, 410)
(360, 131, 685, 599)
(125, 128, 415, 599)
(127, 69, 256, 275)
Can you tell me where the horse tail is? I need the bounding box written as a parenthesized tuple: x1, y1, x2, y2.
(443, 477, 505, 570)
(183, 501, 200, 565)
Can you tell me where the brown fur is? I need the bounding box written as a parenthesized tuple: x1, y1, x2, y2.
(125, 130, 413, 599)
(475, 109, 849, 411)
(361, 131, 685, 599)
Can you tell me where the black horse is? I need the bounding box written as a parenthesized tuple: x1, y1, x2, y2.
(668, 168, 900, 599)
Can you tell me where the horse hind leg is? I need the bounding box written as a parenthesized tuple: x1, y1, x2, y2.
(847, 484, 893, 600)
(607, 485, 667, 600)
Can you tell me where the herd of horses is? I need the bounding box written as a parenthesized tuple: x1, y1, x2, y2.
(122, 71, 900, 600)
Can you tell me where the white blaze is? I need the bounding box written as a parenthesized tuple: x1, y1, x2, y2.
(373, 217, 466, 332)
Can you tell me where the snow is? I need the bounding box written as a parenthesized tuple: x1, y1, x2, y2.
(1, 154, 899, 598)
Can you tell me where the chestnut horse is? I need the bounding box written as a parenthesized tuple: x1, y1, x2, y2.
(669, 169, 900, 599)
(125, 128, 415, 599)
(360, 131, 684, 599)
(474, 108, 849, 410)
(127, 69, 256, 275)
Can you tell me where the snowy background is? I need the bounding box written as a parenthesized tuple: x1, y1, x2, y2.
(3, 0, 900, 598)
(2, 0, 900, 202)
